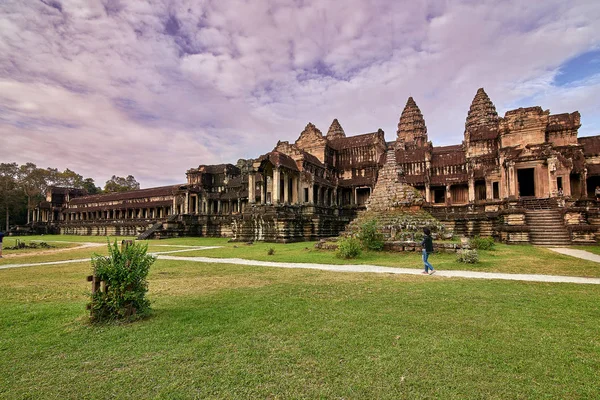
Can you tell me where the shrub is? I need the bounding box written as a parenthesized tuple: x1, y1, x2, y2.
(267, 248, 275, 255)
(336, 237, 362, 259)
(469, 236, 495, 250)
(358, 219, 384, 251)
(89, 240, 155, 323)
(456, 249, 479, 264)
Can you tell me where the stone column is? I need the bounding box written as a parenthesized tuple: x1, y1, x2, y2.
(446, 184, 452, 206)
(425, 185, 431, 203)
(248, 173, 256, 203)
(283, 172, 290, 204)
(261, 174, 267, 204)
(468, 178, 475, 203)
(582, 170, 588, 198)
(308, 184, 314, 204)
(316, 185, 321, 205)
(273, 168, 281, 204)
(511, 164, 518, 198)
(291, 175, 298, 204)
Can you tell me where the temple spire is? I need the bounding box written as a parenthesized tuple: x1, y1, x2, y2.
(396, 96, 427, 148)
(326, 118, 346, 139)
(465, 88, 499, 130)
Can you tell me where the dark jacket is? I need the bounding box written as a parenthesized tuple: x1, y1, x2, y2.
(421, 235, 433, 253)
(0, 232, 4, 243)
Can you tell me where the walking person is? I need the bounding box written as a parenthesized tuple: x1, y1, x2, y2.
(421, 227, 435, 275)
(0, 231, 4, 258)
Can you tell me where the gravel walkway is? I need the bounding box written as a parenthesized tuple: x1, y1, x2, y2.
(547, 248, 600, 263)
(156, 255, 600, 285)
(2, 247, 599, 285)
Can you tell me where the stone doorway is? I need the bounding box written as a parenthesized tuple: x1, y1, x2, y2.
(356, 188, 371, 205)
(586, 175, 600, 198)
(517, 168, 535, 197)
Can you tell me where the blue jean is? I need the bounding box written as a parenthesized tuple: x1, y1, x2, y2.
(422, 249, 434, 272)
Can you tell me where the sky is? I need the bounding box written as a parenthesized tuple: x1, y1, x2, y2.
(1, 0, 599, 188)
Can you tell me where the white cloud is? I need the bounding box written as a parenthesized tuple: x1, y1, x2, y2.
(1, 0, 599, 187)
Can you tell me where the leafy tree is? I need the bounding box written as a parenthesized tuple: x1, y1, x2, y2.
(46, 168, 85, 188)
(18, 163, 49, 223)
(82, 178, 102, 195)
(104, 175, 140, 193)
(0, 163, 21, 231)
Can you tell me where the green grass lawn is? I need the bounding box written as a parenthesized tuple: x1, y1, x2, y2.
(1, 237, 78, 255)
(2, 235, 599, 278)
(158, 238, 600, 278)
(0, 257, 599, 399)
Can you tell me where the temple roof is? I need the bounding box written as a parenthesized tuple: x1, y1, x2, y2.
(295, 122, 326, 149)
(431, 145, 466, 167)
(328, 131, 385, 150)
(193, 164, 240, 175)
(326, 118, 346, 139)
(69, 185, 181, 205)
(255, 151, 300, 171)
(465, 88, 499, 130)
(397, 96, 427, 140)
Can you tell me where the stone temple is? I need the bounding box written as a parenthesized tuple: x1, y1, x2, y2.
(34, 88, 600, 245)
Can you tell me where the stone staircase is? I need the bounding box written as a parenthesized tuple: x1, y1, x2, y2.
(525, 209, 571, 246)
(519, 197, 557, 210)
(136, 214, 179, 240)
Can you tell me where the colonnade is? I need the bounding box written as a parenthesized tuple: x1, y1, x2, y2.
(60, 206, 172, 222)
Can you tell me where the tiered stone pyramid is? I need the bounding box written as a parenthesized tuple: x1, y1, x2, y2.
(342, 147, 448, 240)
(326, 118, 346, 139)
(465, 88, 499, 129)
(365, 147, 423, 212)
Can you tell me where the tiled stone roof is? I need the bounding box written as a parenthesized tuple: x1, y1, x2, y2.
(70, 185, 181, 204)
(328, 131, 384, 150)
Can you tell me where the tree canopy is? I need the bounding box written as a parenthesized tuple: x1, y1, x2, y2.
(104, 175, 140, 193)
(0, 162, 137, 230)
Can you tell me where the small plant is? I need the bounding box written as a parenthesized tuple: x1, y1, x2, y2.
(336, 237, 362, 259)
(469, 236, 495, 250)
(89, 240, 155, 323)
(267, 247, 275, 255)
(358, 219, 384, 251)
(456, 249, 479, 264)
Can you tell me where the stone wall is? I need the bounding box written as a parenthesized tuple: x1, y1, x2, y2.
(231, 204, 355, 243)
(60, 221, 153, 236)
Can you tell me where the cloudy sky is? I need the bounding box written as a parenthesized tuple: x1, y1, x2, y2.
(1, 0, 599, 188)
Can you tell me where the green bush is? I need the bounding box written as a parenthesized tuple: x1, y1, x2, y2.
(89, 241, 156, 323)
(336, 237, 363, 259)
(469, 236, 495, 250)
(456, 249, 479, 264)
(358, 219, 385, 251)
(267, 248, 275, 255)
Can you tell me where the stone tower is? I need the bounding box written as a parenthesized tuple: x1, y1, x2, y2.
(464, 88, 499, 158)
(396, 97, 428, 149)
(326, 118, 346, 139)
(365, 148, 423, 213)
(465, 88, 499, 131)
